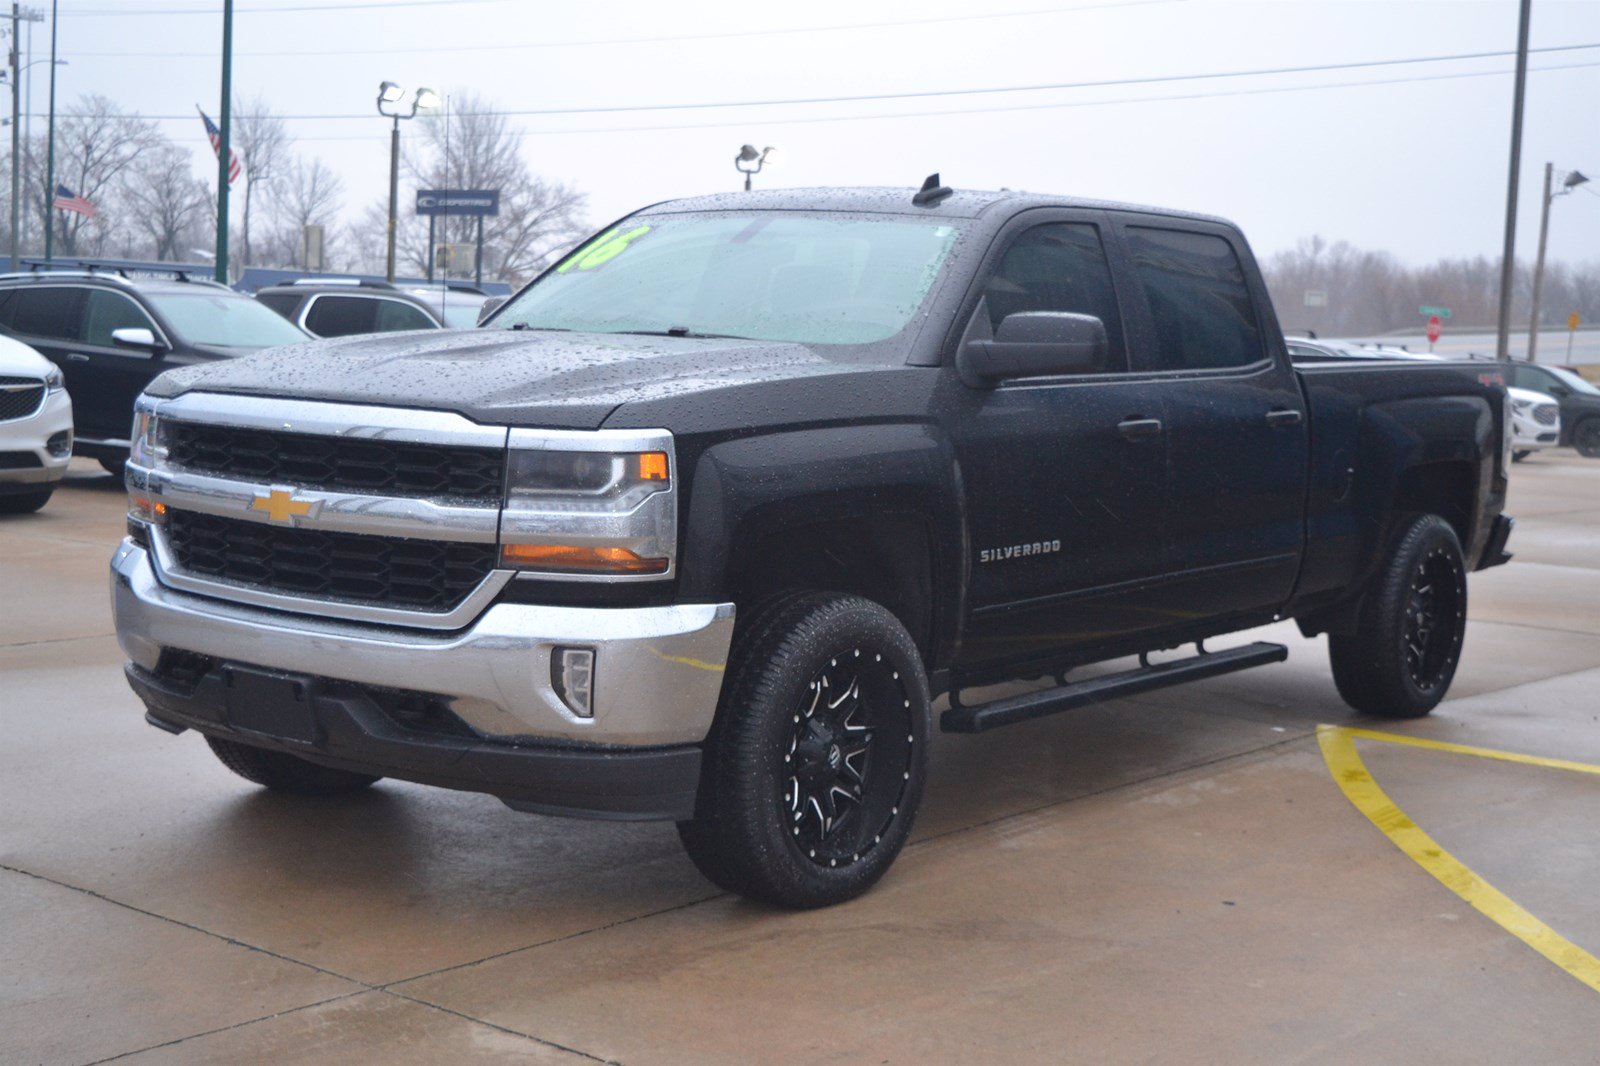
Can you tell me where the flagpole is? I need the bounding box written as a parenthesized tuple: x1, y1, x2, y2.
(214, 0, 233, 284)
(10, 2, 21, 271)
(43, 0, 56, 263)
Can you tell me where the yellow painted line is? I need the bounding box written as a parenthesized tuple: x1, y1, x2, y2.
(1317, 725, 1600, 995)
(1338, 725, 1600, 777)
(648, 648, 725, 673)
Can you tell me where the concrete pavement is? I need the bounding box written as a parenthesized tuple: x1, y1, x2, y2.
(3, 453, 1598, 1064)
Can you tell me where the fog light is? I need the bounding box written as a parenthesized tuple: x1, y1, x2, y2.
(46, 430, 72, 458)
(552, 647, 595, 718)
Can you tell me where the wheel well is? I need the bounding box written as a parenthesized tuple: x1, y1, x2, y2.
(1392, 461, 1474, 548)
(728, 515, 937, 660)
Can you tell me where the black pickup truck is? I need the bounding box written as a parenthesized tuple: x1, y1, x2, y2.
(113, 182, 1513, 908)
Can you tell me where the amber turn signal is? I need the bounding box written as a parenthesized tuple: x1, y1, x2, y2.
(501, 543, 669, 574)
(638, 452, 669, 481)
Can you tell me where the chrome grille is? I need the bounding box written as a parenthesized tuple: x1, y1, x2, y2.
(163, 508, 497, 612)
(163, 419, 505, 500)
(0, 376, 46, 422)
(1534, 404, 1558, 426)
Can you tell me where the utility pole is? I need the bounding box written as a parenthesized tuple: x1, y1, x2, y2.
(1527, 162, 1554, 364)
(42, 0, 53, 262)
(1493, 0, 1532, 362)
(214, 0, 233, 284)
(385, 113, 399, 281)
(9, 3, 20, 272)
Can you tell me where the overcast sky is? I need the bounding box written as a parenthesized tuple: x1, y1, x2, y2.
(27, 0, 1600, 267)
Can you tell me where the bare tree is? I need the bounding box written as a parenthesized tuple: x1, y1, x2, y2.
(395, 93, 589, 284)
(259, 156, 344, 268)
(120, 143, 209, 261)
(230, 96, 292, 268)
(38, 95, 160, 256)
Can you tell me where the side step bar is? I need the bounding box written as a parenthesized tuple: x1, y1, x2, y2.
(940, 641, 1289, 734)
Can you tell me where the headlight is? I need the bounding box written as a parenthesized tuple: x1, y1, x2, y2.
(128, 399, 162, 469)
(43, 367, 65, 393)
(1510, 397, 1532, 413)
(499, 431, 677, 579)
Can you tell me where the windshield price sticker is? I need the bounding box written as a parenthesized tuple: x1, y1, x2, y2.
(558, 225, 652, 273)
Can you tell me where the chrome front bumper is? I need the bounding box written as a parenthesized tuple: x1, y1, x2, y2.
(111, 539, 734, 746)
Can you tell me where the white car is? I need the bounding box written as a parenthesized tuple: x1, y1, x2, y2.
(0, 333, 73, 514)
(1508, 385, 1560, 462)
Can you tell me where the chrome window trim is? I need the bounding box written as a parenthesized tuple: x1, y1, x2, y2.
(144, 524, 515, 630)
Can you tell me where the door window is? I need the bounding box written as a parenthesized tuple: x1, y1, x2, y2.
(373, 299, 436, 331)
(9, 287, 86, 342)
(983, 223, 1127, 371)
(82, 290, 159, 347)
(1127, 227, 1264, 371)
(303, 295, 378, 337)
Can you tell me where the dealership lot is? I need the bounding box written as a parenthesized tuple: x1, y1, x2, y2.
(4, 454, 1598, 1064)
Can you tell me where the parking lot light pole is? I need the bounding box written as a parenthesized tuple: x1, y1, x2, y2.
(9, 2, 20, 272)
(377, 81, 438, 283)
(734, 144, 776, 191)
(1526, 165, 1590, 363)
(42, 0, 54, 263)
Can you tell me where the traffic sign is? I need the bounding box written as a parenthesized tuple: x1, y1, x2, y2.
(1419, 305, 1453, 318)
(1426, 315, 1443, 344)
(1569, 312, 1581, 331)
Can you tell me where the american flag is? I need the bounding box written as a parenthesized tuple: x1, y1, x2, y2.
(197, 106, 243, 186)
(52, 184, 97, 218)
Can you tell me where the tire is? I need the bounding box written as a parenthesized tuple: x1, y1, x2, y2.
(677, 592, 932, 908)
(98, 456, 127, 479)
(0, 490, 52, 514)
(205, 736, 381, 796)
(1511, 449, 1531, 463)
(1328, 514, 1467, 718)
(1574, 418, 1600, 459)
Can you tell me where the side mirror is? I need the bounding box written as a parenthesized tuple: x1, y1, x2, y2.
(476, 296, 507, 326)
(111, 327, 166, 353)
(1547, 384, 1570, 398)
(959, 312, 1108, 386)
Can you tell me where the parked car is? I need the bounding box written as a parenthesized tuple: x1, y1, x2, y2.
(1504, 361, 1600, 458)
(0, 270, 308, 473)
(0, 332, 72, 513)
(1284, 337, 1443, 362)
(255, 279, 445, 338)
(1505, 386, 1562, 461)
(114, 183, 1512, 908)
(404, 286, 493, 329)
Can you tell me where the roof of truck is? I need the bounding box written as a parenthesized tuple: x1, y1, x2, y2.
(641, 186, 1235, 227)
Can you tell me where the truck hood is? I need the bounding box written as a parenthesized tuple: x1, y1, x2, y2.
(146, 327, 862, 429)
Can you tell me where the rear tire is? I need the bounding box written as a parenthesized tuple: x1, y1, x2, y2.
(1328, 514, 1467, 718)
(678, 592, 931, 908)
(0, 490, 52, 514)
(205, 736, 381, 796)
(1574, 418, 1600, 459)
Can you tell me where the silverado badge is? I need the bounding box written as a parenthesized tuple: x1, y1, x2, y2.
(250, 487, 321, 525)
(979, 539, 1062, 564)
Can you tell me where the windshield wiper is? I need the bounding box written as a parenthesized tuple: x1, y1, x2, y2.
(612, 327, 752, 340)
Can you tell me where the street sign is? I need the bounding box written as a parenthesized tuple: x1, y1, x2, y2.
(1426, 315, 1443, 344)
(415, 189, 500, 217)
(1569, 312, 1581, 331)
(1303, 289, 1327, 309)
(1419, 305, 1453, 318)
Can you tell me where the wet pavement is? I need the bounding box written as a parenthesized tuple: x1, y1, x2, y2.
(4, 452, 1598, 1064)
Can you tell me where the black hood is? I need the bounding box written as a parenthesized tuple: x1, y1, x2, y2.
(146, 328, 873, 429)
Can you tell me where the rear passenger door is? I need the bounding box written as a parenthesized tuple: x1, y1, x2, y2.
(952, 213, 1171, 668)
(1114, 219, 1309, 620)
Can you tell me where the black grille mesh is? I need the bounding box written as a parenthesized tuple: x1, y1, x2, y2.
(164, 421, 505, 499)
(0, 380, 45, 421)
(164, 509, 496, 612)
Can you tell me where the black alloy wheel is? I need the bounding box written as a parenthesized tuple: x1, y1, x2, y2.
(1401, 545, 1467, 693)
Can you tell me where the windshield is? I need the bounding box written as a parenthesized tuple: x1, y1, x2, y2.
(148, 291, 308, 349)
(496, 211, 961, 345)
(1548, 365, 1600, 396)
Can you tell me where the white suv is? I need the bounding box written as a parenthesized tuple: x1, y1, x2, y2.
(0, 333, 73, 513)
(1507, 385, 1560, 462)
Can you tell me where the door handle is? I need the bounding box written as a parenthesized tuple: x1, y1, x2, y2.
(1265, 408, 1303, 428)
(1116, 417, 1164, 439)
(67, 352, 91, 363)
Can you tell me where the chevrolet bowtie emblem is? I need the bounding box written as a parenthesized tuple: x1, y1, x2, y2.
(250, 487, 321, 524)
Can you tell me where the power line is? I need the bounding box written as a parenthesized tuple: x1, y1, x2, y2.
(42, 41, 1600, 123)
(63, 0, 510, 14)
(150, 58, 1600, 145)
(64, 0, 1185, 55)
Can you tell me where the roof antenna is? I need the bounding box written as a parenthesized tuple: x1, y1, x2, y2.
(912, 173, 953, 207)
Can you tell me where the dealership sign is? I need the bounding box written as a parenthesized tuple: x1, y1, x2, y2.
(415, 189, 500, 217)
